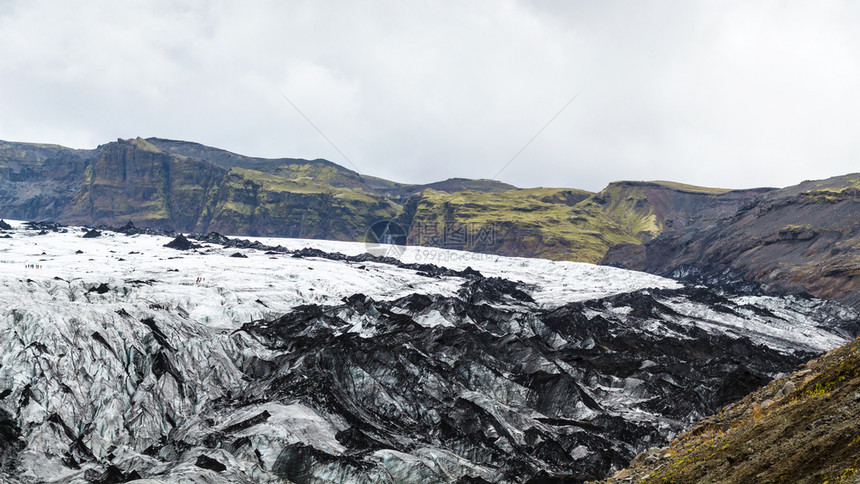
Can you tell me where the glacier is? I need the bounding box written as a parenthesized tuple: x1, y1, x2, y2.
(0, 221, 857, 483)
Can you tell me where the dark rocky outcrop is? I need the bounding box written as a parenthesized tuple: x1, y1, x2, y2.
(597, 337, 860, 484)
(231, 286, 857, 482)
(86, 464, 142, 484)
(25, 221, 65, 232)
(164, 234, 200, 251)
(0, 408, 23, 476)
(115, 221, 138, 234)
(88, 283, 110, 294)
(0, 141, 92, 222)
(194, 454, 227, 472)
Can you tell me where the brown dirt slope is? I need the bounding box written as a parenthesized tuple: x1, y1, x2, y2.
(593, 337, 860, 484)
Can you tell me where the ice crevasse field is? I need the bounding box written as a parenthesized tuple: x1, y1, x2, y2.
(0, 220, 855, 483)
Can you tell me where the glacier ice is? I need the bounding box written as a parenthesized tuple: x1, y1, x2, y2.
(0, 221, 856, 482)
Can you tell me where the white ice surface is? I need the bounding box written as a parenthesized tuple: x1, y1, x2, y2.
(0, 224, 682, 332)
(660, 295, 846, 354)
(0, 223, 681, 482)
(244, 236, 683, 308)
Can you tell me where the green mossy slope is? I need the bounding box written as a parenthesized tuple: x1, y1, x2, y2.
(405, 181, 761, 263)
(205, 167, 400, 239)
(407, 187, 635, 262)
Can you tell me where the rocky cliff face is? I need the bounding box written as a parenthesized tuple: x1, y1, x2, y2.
(602, 173, 860, 309)
(0, 137, 773, 264)
(585, 181, 773, 240)
(0, 138, 405, 241)
(403, 181, 766, 263)
(0, 141, 92, 221)
(63, 138, 227, 228)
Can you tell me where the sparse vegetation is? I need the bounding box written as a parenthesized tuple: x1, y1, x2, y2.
(409, 187, 641, 262)
(646, 180, 733, 194)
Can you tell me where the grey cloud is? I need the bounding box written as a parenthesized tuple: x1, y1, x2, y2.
(1, 0, 858, 191)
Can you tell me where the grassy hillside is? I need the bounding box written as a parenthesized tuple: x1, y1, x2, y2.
(647, 180, 733, 194)
(147, 137, 363, 185)
(407, 187, 638, 262)
(205, 167, 400, 239)
(404, 180, 763, 262)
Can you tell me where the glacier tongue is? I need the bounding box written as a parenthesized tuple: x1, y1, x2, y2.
(0, 221, 857, 483)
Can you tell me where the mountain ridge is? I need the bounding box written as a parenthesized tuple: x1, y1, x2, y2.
(602, 171, 860, 309)
(2, 136, 858, 308)
(0, 136, 766, 261)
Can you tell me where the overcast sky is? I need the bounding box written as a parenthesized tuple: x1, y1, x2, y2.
(1, 1, 858, 191)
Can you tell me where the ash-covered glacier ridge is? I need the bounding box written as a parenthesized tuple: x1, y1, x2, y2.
(0, 221, 857, 483)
